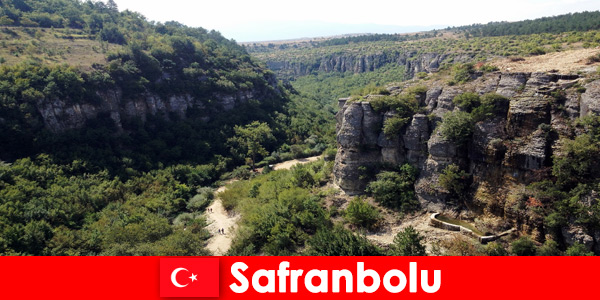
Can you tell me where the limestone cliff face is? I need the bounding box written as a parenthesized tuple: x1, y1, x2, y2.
(334, 72, 600, 253)
(266, 52, 473, 79)
(33, 74, 278, 133)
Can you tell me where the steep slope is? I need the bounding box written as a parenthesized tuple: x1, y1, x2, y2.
(334, 70, 600, 254)
(0, 0, 291, 256)
(0, 0, 287, 167)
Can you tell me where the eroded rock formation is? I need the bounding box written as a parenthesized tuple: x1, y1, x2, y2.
(333, 71, 600, 253)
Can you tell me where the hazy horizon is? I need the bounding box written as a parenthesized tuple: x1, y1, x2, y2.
(110, 0, 599, 42)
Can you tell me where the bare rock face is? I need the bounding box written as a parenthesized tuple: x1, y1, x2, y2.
(473, 73, 501, 94)
(361, 102, 382, 146)
(497, 72, 529, 97)
(334, 102, 382, 195)
(266, 51, 471, 79)
(378, 111, 404, 165)
(470, 117, 506, 164)
(506, 96, 550, 137)
(432, 87, 459, 115)
(425, 86, 443, 111)
(402, 114, 429, 165)
(337, 103, 364, 149)
(505, 128, 549, 171)
(581, 80, 600, 117)
(33, 76, 264, 133)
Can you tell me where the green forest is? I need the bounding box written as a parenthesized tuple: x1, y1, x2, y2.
(1, 1, 600, 256)
(0, 0, 332, 255)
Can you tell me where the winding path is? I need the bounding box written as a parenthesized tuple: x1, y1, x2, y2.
(205, 155, 322, 255)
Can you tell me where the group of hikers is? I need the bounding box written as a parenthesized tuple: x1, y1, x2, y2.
(205, 206, 225, 234)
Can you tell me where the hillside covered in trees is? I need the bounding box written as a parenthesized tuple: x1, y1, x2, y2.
(1, 1, 600, 257)
(0, 0, 334, 255)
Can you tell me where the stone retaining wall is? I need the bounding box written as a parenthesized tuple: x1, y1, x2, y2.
(429, 213, 509, 244)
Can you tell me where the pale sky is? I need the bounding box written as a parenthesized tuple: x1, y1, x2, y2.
(110, 0, 599, 41)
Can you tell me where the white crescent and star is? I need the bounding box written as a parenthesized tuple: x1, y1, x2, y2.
(170, 268, 198, 288)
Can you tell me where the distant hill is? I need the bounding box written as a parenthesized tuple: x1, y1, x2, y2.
(449, 11, 600, 37)
(246, 11, 600, 80)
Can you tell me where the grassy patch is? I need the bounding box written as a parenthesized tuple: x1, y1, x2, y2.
(0, 26, 122, 70)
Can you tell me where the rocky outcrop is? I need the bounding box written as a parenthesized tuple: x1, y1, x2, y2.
(333, 71, 600, 252)
(266, 51, 473, 79)
(335, 72, 596, 204)
(33, 81, 272, 133)
(562, 225, 595, 251)
(581, 80, 600, 117)
(333, 102, 382, 194)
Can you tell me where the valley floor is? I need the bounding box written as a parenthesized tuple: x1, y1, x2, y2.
(205, 155, 323, 255)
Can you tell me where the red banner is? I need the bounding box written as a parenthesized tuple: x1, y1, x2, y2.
(0, 256, 597, 299)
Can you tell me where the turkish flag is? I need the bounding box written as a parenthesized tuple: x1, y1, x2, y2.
(159, 258, 219, 297)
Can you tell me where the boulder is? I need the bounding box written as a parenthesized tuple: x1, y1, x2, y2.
(562, 225, 594, 251)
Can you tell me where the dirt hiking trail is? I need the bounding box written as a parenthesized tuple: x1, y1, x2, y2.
(205, 155, 322, 255)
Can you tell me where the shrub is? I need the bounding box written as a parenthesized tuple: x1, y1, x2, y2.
(406, 85, 428, 96)
(452, 92, 508, 122)
(552, 134, 600, 188)
(478, 93, 509, 117)
(565, 243, 594, 256)
(439, 235, 485, 256)
(323, 147, 337, 161)
(291, 165, 316, 188)
(355, 84, 390, 96)
(438, 164, 470, 201)
(229, 165, 253, 180)
(511, 236, 537, 256)
(529, 47, 546, 55)
(173, 212, 200, 226)
(369, 94, 418, 114)
(585, 53, 600, 64)
(345, 197, 382, 231)
(438, 111, 474, 145)
(485, 242, 508, 256)
(453, 92, 481, 112)
(307, 226, 382, 256)
(186, 187, 214, 212)
(365, 164, 419, 212)
(452, 63, 474, 84)
(478, 64, 499, 73)
(390, 226, 427, 256)
(383, 116, 411, 137)
(537, 239, 562, 256)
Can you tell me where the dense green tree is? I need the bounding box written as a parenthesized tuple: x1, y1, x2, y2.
(453, 92, 481, 112)
(537, 239, 562, 256)
(390, 226, 427, 256)
(307, 226, 382, 256)
(438, 111, 474, 145)
(565, 243, 594, 256)
(438, 164, 471, 202)
(365, 164, 419, 212)
(485, 242, 508, 256)
(553, 134, 600, 188)
(511, 236, 537, 256)
(228, 121, 275, 170)
(344, 197, 381, 231)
